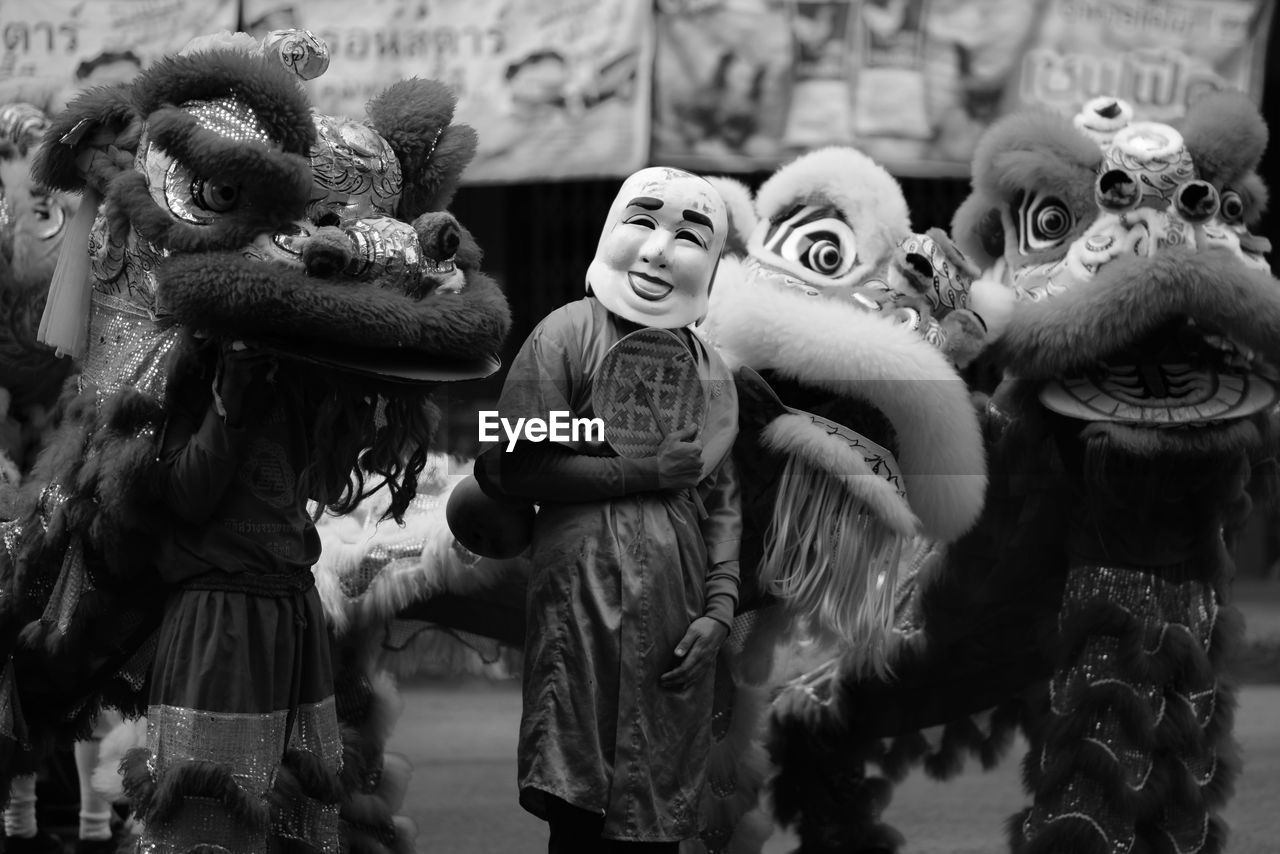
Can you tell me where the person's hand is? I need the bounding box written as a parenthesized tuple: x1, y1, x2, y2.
(213, 342, 277, 426)
(660, 616, 728, 691)
(654, 425, 702, 490)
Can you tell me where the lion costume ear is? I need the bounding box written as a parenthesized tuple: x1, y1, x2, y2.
(366, 79, 478, 219)
(31, 83, 141, 195)
(31, 84, 142, 359)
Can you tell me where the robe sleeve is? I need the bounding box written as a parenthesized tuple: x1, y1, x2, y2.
(153, 386, 251, 525)
(479, 305, 661, 503)
(699, 455, 742, 628)
(476, 442, 659, 503)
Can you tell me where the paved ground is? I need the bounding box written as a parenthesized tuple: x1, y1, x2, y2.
(391, 680, 1280, 854)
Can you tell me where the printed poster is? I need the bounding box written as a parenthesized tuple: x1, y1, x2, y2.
(653, 0, 1272, 178)
(242, 0, 654, 183)
(0, 0, 239, 86)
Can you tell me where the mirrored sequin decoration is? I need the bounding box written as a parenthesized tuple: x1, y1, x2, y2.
(309, 114, 402, 222)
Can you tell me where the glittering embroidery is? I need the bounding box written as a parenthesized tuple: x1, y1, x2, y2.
(82, 292, 183, 404)
(142, 699, 342, 853)
(310, 114, 402, 221)
(1028, 564, 1224, 852)
(37, 480, 69, 533)
(1161, 806, 1210, 854)
(42, 544, 91, 638)
(1024, 776, 1136, 854)
(1, 520, 21, 564)
(184, 98, 275, 148)
(138, 797, 266, 854)
(148, 698, 342, 792)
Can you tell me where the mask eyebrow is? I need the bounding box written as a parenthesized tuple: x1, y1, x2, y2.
(683, 210, 714, 229)
(626, 196, 663, 210)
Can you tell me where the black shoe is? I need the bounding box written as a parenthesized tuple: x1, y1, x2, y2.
(3, 830, 66, 854)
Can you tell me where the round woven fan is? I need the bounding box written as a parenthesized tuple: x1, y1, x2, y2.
(592, 327, 706, 455)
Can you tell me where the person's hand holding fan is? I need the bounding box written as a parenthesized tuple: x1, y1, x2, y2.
(593, 328, 708, 515)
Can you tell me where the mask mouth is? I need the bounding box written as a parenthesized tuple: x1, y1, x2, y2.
(628, 270, 673, 301)
(1039, 315, 1277, 429)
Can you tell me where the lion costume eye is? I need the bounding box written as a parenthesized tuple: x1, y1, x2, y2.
(31, 195, 66, 241)
(1219, 190, 1246, 224)
(193, 176, 241, 213)
(1017, 192, 1075, 254)
(146, 143, 242, 225)
(759, 204, 858, 282)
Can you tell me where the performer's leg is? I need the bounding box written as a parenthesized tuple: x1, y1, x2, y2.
(545, 796, 605, 854)
(3, 775, 39, 839)
(3, 774, 63, 853)
(74, 723, 116, 851)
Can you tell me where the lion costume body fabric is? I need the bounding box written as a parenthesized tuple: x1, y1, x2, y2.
(0, 37, 509, 854)
(769, 93, 1279, 854)
(685, 148, 1007, 854)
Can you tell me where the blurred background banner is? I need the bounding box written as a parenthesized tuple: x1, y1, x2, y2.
(0, 0, 1271, 181)
(241, 0, 653, 182)
(0, 0, 238, 82)
(652, 0, 1274, 178)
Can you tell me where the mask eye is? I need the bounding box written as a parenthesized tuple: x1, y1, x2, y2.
(759, 204, 858, 282)
(1018, 193, 1075, 254)
(1219, 190, 1246, 225)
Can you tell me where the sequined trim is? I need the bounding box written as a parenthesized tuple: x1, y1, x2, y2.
(148, 698, 342, 791)
(42, 542, 91, 638)
(184, 98, 276, 148)
(1, 519, 21, 564)
(1024, 565, 1224, 853)
(143, 699, 342, 853)
(1023, 777, 1135, 854)
(138, 797, 267, 854)
(82, 292, 183, 403)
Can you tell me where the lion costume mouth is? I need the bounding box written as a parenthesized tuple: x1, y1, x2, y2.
(996, 247, 1280, 441)
(152, 249, 509, 382)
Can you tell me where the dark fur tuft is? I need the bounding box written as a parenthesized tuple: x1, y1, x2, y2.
(366, 79, 478, 219)
(1181, 89, 1268, 186)
(31, 84, 139, 194)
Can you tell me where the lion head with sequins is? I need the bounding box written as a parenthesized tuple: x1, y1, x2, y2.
(34, 42, 508, 379)
(952, 92, 1280, 453)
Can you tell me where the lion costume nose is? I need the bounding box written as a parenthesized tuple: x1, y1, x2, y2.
(302, 226, 354, 278)
(412, 211, 462, 262)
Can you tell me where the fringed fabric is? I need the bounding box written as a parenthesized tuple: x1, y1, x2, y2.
(760, 455, 907, 676)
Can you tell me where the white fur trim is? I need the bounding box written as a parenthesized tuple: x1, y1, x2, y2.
(709, 270, 986, 541)
(92, 717, 148, 801)
(760, 414, 920, 537)
(754, 147, 911, 281)
(705, 176, 759, 247)
(313, 458, 523, 640)
(969, 273, 1016, 341)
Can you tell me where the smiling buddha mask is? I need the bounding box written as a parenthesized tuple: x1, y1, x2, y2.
(586, 166, 728, 328)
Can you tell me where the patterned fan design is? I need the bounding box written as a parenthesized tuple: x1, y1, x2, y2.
(592, 328, 705, 457)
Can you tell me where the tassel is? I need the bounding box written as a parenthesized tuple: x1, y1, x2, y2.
(38, 184, 101, 360)
(760, 455, 906, 676)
